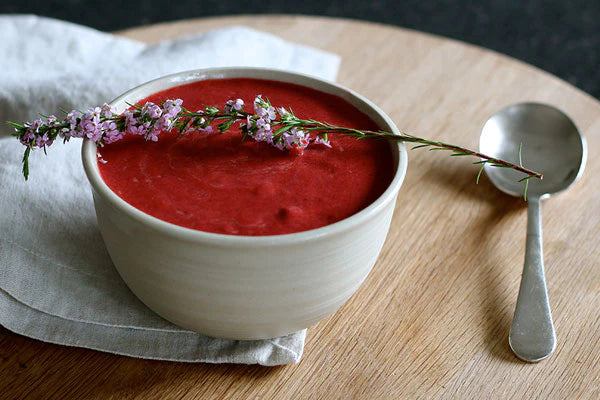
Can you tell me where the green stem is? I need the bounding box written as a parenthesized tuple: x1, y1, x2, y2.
(299, 122, 543, 180)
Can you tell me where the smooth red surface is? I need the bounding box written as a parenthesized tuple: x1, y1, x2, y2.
(98, 78, 394, 236)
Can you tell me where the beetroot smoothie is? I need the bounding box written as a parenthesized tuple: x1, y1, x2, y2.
(98, 78, 394, 236)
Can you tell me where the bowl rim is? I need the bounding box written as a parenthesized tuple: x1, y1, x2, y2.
(82, 67, 408, 246)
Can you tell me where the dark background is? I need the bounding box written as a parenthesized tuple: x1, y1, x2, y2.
(3, 0, 599, 99)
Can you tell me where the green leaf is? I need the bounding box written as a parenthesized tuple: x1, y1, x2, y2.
(518, 142, 524, 167)
(125, 101, 140, 110)
(274, 125, 293, 136)
(217, 118, 236, 133)
(7, 121, 25, 129)
(476, 164, 485, 184)
(518, 175, 535, 182)
(22, 147, 31, 180)
(205, 106, 220, 116)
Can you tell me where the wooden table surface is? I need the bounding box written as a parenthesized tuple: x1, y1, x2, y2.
(2, 15, 599, 399)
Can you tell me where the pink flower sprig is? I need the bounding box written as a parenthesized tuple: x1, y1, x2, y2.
(9, 95, 331, 180)
(9, 95, 542, 199)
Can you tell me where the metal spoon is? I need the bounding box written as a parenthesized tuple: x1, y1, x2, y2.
(479, 102, 586, 362)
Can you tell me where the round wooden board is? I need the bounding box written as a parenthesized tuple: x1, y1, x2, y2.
(1, 15, 599, 399)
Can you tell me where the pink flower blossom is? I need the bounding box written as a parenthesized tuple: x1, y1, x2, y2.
(19, 130, 35, 146)
(155, 115, 173, 131)
(102, 120, 123, 143)
(142, 102, 162, 119)
(162, 99, 183, 118)
(256, 117, 270, 130)
(34, 133, 53, 148)
(64, 111, 84, 138)
(100, 103, 116, 118)
(282, 127, 309, 150)
(224, 98, 244, 113)
(87, 107, 102, 122)
(79, 113, 102, 141)
(314, 135, 332, 148)
(145, 127, 161, 142)
(129, 122, 150, 137)
(46, 115, 59, 127)
(254, 95, 276, 121)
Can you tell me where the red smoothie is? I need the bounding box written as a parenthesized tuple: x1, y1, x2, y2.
(98, 78, 395, 236)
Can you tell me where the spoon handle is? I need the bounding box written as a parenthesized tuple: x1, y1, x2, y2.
(509, 196, 556, 362)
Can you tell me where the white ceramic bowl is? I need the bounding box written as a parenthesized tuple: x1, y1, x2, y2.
(82, 68, 408, 339)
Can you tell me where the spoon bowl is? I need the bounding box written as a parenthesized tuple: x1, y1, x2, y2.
(480, 102, 586, 198)
(480, 102, 586, 362)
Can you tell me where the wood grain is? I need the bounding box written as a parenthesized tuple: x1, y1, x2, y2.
(1, 15, 599, 399)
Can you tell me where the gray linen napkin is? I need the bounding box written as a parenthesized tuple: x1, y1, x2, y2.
(0, 15, 339, 366)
